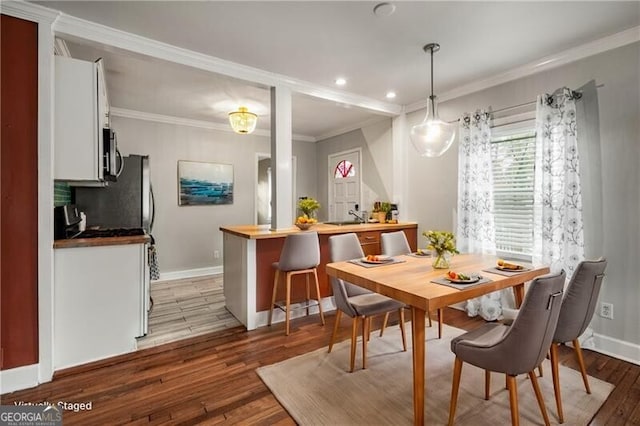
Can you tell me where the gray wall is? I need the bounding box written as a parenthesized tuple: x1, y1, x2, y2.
(313, 43, 639, 351)
(112, 116, 317, 273)
(315, 118, 393, 220)
(406, 42, 639, 347)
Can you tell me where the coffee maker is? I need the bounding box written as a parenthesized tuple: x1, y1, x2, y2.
(54, 204, 82, 239)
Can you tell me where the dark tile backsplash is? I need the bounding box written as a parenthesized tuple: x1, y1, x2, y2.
(54, 181, 72, 206)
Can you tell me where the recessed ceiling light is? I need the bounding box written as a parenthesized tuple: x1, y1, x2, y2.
(335, 77, 347, 86)
(386, 91, 396, 99)
(373, 2, 396, 17)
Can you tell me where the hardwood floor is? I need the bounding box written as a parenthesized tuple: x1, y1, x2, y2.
(137, 275, 241, 349)
(2, 308, 638, 425)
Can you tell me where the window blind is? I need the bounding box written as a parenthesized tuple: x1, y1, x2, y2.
(490, 131, 536, 257)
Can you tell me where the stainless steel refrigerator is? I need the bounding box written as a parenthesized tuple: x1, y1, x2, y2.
(75, 154, 154, 232)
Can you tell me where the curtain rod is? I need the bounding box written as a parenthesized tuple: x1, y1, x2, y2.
(491, 83, 604, 115)
(447, 84, 604, 123)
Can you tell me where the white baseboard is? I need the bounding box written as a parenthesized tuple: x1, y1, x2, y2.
(0, 364, 39, 394)
(155, 266, 223, 282)
(589, 332, 640, 366)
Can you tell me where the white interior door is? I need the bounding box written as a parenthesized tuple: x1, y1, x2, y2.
(255, 153, 297, 225)
(328, 149, 361, 222)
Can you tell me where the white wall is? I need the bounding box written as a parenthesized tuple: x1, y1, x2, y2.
(112, 116, 316, 274)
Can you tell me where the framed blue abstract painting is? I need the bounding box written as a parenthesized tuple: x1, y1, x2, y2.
(178, 161, 234, 206)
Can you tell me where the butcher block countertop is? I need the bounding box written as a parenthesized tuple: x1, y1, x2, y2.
(220, 222, 418, 239)
(54, 234, 151, 249)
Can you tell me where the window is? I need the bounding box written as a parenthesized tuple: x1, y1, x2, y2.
(334, 159, 355, 179)
(490, 129, 536, 258)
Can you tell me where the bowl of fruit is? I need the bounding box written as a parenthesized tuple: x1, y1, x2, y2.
(295, 215, 317, 230)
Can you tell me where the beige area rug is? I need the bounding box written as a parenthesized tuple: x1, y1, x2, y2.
(257, 323, 613, 425)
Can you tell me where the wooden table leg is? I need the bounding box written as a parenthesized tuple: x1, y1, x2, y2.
(513, 283, 525, 308)
(411, 307, 426, 425)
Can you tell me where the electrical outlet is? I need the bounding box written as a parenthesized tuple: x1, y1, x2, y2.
(214, 250, 220, 259)
(600, 302, 613, 319)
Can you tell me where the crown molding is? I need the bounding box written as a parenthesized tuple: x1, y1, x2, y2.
(48, 10, 401, 117)
(110, 107, 317, 143)
(315, 116, 389, 142)
(54, 38, 71, 57)
(405, 25, 640, 114)
(1, 1, 59, 23)
(22, 1, 637, 137)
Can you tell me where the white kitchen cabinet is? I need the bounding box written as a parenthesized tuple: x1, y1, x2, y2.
(54, 56, 108, 183)
(54, 243, 148, 370)
(97, 59, 110, 128)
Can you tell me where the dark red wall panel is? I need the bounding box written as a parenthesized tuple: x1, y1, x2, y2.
(1, 14, 39, 370)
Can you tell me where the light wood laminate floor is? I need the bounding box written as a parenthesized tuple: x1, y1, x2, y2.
(136, 274, 241, 349)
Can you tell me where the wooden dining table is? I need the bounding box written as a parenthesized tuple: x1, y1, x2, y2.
(325, 253, 550, 426)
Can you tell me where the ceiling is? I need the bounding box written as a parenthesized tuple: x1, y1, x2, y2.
(37, 1, 640, 140)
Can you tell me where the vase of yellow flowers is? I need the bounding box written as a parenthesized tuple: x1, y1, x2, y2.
(423, 230, 459, 269)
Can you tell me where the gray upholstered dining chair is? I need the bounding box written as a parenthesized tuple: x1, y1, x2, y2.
(381, 230, 444, 339)
(328, 233, 407, 372)
(381, 230, 412, 255)
(448, 270, 566, 426)
(267, 231, 325, 336)
(549, 258, 607, 424)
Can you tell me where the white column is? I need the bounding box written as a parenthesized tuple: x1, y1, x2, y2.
(392, 113, 409, 220)
(38, 13, 55, 385)
(270, 86, 293, 230)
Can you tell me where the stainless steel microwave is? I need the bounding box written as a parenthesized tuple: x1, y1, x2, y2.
(103, 128, 122, 182)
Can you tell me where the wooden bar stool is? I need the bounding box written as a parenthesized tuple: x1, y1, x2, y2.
(268, 231, 325, 335)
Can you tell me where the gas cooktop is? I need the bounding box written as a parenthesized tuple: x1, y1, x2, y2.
(74, 228, 146, 239)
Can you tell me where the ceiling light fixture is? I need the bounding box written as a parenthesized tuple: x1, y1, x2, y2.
(386, 91, 396, 99)
(409, 43, 456, 157)
(228, 106, 257, 134)
(335, 77, 347, 86)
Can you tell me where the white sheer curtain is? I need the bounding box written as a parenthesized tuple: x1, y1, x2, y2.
(457, 110, 501, 320)
(533, 88, 585, 276)
(457, 110, 496, 254)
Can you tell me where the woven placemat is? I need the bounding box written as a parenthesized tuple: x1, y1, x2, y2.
(406, 252, 432, 258)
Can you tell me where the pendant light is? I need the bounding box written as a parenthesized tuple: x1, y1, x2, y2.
(228, 106, 258, 134)
(410, 43, 456, 157)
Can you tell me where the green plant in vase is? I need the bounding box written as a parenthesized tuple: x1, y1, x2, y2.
(373, 201, 391, 223)
(379, 202, 392, 222)
(423, 230, 459, 269)
(297, 197, 320, 219)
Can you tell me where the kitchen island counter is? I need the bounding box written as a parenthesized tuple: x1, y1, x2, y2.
(220, 222, 418, 330)
(220, 221, 417, 239)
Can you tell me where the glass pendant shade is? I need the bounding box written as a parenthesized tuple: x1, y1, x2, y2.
(228, 107, 257, 134)
(410, 43, 456, 157)
(410, 95, 456, 157)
